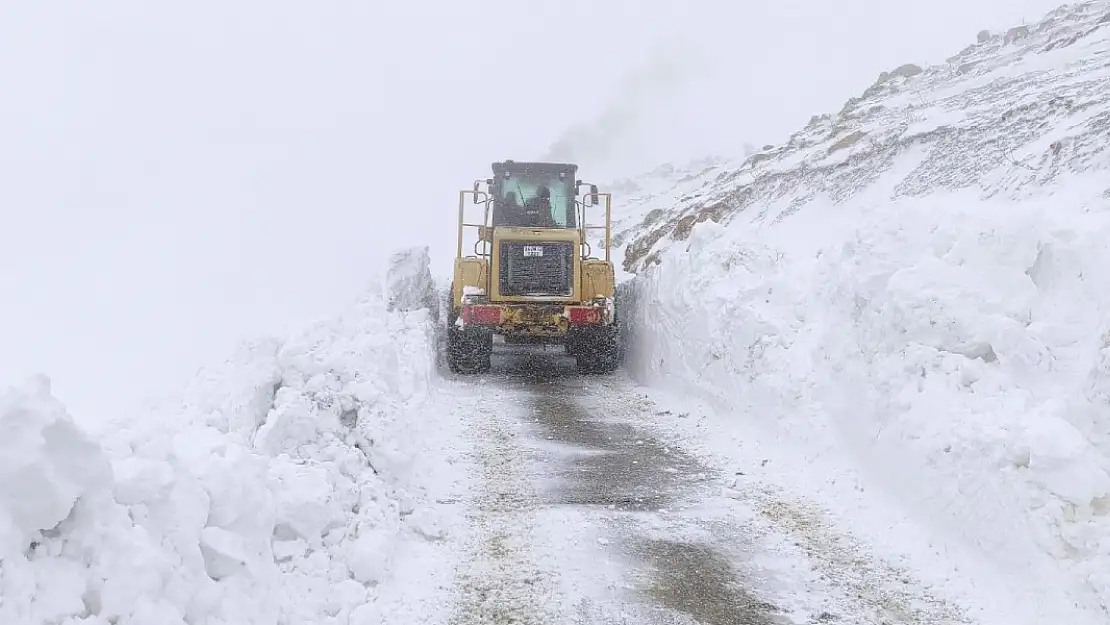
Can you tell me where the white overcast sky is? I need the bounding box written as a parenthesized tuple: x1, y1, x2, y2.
(0, 0, 1067, 422)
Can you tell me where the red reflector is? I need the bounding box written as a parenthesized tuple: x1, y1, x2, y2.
(463, 305, 501, 325)
(567, 306, 601, 325)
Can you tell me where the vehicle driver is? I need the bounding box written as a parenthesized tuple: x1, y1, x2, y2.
(522, 186, 555, 227)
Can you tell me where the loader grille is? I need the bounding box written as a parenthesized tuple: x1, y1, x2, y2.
(499, 241, 574, 296)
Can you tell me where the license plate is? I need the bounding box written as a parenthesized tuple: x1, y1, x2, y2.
(522, 245, 544, 257)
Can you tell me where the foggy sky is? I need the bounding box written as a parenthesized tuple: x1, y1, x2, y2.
(0, 0, 1068, 422)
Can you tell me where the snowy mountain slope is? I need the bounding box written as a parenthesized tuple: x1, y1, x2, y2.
(0, 248, 460, 625)
(616, 1, 1110, 622)
(616, 1, 1110, 273)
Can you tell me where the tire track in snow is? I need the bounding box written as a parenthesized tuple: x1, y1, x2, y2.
(443, 348, 786, 623)
(524, 381, 783, 624)
(442, 347, 976, 624)
(446, 380, 563, 625)
(581, 373, 977, 625)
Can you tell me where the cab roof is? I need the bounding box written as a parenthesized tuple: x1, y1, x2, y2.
(491, 160, 578, 177)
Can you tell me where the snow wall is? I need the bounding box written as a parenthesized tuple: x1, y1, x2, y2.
(0, 246, 442, 625)
(616, 4, 1110, 615)
(618, 181, 1110, 615)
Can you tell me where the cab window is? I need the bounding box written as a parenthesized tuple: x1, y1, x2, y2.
(496, 174, 575, 227)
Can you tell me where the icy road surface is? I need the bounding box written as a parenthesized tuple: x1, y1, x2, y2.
(437, 346, 973, 625)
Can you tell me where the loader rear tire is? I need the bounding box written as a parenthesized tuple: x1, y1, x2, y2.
(446, 325, 492, 374)
(572, 325, 620, 374)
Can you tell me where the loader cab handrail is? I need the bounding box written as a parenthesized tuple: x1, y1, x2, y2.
(574, 191, 612, 262)
(457, 189, 492, 258)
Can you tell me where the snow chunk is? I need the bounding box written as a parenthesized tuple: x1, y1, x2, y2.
(348, 528, 396, 585)
(199, 526, 251, 580)
(1024, 415, 1110, 508)
(0, 375, 111, 551)
(385, 245, 438, 315)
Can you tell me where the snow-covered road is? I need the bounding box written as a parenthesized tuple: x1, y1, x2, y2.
(430, 347, 974, 624)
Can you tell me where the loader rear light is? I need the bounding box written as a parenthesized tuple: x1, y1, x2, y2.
(462, 305, 502, 325)
(567, 306, 602, 325)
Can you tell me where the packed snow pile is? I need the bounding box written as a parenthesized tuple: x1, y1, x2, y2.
(619, 1, 1110, 619)
(0, 247, 444, 624)
(385, 246, 440, 318)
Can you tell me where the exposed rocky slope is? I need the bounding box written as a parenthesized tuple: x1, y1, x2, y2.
(615, 1, 1110, 274)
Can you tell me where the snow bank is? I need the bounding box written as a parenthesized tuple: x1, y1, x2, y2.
(621, 178, 1110, 615)
(616, 3, 1110, 618)
(385, 246, 439, 318)
(0, 247, 444, 624)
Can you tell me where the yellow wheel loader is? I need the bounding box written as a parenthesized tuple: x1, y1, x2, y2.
(447, 160, 619, 374)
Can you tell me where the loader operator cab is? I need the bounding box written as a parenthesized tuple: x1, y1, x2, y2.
(490, 161, 577, 229)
